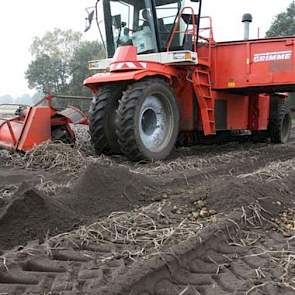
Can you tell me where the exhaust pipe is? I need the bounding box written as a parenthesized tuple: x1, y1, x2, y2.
(242, 13, 253, 40)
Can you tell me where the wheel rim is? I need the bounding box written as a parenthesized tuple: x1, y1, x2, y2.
(139, 94, 173, 153)
(281, 113, 292, 142)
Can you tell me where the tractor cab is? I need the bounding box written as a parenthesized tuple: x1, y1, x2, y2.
(101, 0, 202, 57)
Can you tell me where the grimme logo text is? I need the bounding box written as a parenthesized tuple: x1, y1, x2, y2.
(253, 51, 292, 63)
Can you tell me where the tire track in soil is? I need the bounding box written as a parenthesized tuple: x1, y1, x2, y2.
(0, 137, 293, 251)
(0, 129, 295, 294)
(142, 127, 295, 188)
(152, 142, 295, 205)
(0, 168, 294, 294)
(0, 212, 294, 295)
(1, 140, 294, 251)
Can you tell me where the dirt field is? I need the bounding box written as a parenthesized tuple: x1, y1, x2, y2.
(0, 126, 294, 294)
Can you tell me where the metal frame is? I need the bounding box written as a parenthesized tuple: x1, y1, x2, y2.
(151, 0, 162, 52)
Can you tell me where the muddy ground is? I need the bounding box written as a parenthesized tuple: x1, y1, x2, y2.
(0, 127, 294, 294)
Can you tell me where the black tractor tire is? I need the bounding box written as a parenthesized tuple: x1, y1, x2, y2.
(89, 85, 122, 155)
(116, 78, 179, 161)
(269, 97, 292, 144)
(52, 126, 75, 145)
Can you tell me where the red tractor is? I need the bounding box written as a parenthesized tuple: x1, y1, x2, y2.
(84, 0, 293, 161)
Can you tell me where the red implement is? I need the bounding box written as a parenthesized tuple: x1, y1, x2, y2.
(0, 95, 88, 152)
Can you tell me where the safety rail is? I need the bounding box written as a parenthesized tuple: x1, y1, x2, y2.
(0, 103, 29, 108)
(166, 6, 198, 53)
(0, 94, 91, 109)
(51, 94, 92, 101)
(198, 16, 214, 67)
(40, 94, 92, 114)
(199, 16, 214, 39)
(166, 9, 215, 68)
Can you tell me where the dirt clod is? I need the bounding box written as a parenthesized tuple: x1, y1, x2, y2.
(61, 163, 158, 218)
(0, 184, 79, 250)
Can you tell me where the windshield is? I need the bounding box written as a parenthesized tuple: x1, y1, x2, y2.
(155, 0, 182, 48)
(102, 0, 187, 57)
(103, 0, 158, 57)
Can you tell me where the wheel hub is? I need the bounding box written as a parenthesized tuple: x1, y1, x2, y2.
(139, 95, 172, 153)
(141, 109, 158, 136)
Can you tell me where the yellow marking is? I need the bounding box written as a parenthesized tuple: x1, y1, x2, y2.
(228, 81, 236, 88)
(246, 58, 250, 65)
(185, 52, 192, 60)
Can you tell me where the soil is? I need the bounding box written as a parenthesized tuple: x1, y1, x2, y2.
(0, 127, 294, 294)
(0, 184, 79, 250)
(0, 164, 160, 250)
(61, 163, 159, 218)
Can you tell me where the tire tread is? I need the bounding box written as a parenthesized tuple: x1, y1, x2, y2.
(89, 86, 122, 154)
(116, 78, 178, 161)
(269, 97, 291, 144)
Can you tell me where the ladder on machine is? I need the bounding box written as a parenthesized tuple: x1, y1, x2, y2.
(194, 16, 216, 135)
(167, 9, 216, 136)
(193, 17, 216, 135)
(193, 67, 216, 136)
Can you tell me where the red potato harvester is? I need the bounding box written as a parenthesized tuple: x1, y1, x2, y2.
(84, 0, 293, 161)
(1, 0, 292, 159)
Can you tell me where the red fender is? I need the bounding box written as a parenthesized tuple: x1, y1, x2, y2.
(84, 46, 178, 90)
(84, 64, 178, 90)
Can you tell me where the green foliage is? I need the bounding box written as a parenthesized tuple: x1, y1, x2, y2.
(26, 54, 69, 94)
(69, 41, 105, 97)
(26, 28, 105, 100)
(31, 91, 45, 105)
(30, 28, 82, 62)
(266, 1, 295, 110)
(266, 1, 295, 37)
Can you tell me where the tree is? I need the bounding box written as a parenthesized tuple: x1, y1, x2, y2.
(266, 1, 295, 110)
(69, 41, 105, 97)
(30, 28, 82, 62)
(266, 1, 295, 37)
(26, 54, 69, 94)
(26, 28, 104, 98)
(31, 91, 45, 105)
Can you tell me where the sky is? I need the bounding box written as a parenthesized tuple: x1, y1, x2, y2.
(0, 0, 291, 97)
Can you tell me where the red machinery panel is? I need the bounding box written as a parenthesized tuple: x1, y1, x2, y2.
(212, 36, 295, 92)
(214, 93, 270, 131)
(214, 93, 249, 130)
(226, 94, 249, 130)
(17, 107, 51, 151)
(257, 95, 270, 130)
